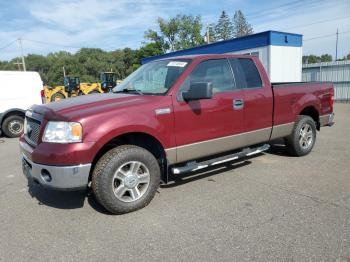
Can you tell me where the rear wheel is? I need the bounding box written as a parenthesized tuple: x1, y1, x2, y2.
(285, 115, 316, 156)
(1, 115, 24, 138)
(92, 145, 160, 214)
(50, 92, 65, 102)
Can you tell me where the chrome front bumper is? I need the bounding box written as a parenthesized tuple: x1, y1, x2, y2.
(21, 154, 91, 190)
(320, 113, 335, 127)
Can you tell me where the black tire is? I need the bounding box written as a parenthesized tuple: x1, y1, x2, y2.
(50, 92, 65, 102)
(1, 115, 24, 138)
(92, 145, 160, 214)
(285, 115, 317, 156)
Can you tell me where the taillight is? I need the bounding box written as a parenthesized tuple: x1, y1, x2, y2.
(41, 89, 46, 104)
(329, 91, 334, 112)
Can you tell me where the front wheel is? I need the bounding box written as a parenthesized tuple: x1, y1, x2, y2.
(285, 115, 317, 156)
(92, 145, 160, 214)
(50, 92, 65, 102)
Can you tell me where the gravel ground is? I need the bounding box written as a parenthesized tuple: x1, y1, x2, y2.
(0, 103, 349, 262)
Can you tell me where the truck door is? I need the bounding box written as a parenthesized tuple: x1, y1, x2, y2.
(229, 58, 273, 145)
(172, 58, 245, 163)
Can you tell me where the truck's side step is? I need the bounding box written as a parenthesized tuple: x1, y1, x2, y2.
(171, 144, 270, 175)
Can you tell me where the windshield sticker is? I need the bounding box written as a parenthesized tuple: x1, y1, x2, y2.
(167, 61, 188, 67)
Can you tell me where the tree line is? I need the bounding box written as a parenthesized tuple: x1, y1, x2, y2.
(0, 48, 140, 87)
(0, 10, 253, 86)
(303, 53, 350, 64)
(143, 10, 253, 53)
(1, 9, 348, 86)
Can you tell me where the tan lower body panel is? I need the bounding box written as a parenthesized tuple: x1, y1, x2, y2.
(165, 148, 177, 165)
(165, 122, 295, 165)
(166, 127, 271, 164)
(270, 122, 295, 140)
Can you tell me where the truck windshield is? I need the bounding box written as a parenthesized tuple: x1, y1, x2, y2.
(113, 59, 190, 95)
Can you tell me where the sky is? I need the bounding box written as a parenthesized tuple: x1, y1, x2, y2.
(0, 0, 349, 61)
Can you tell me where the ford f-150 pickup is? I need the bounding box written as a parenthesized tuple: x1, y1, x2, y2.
(20, 54, 335, 214)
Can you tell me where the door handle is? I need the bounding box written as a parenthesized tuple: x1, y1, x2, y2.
(233, 99, 244, 110)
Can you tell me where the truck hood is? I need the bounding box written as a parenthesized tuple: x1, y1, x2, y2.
(30, 93, 154, 121)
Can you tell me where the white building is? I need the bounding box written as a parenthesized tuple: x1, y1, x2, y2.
(142, 30, 303, 83)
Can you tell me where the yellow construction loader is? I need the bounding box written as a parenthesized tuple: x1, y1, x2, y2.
(44, 76, 80, 103)
(44, 72, 121, 103)
(79, 72, 118, 95)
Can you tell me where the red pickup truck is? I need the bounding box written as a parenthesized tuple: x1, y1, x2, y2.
(20, 54, 334, 214)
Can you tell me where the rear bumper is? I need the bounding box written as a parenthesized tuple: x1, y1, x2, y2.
(320, 113, 335, 127)
(21, 153, 91, 190)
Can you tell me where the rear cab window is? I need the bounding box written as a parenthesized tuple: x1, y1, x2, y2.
(229, 58, 262, 89)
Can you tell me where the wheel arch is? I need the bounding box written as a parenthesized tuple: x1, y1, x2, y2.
(0, 108, 26, 126)
(90, 132, 169, 183)
(299, 106, 320, 130)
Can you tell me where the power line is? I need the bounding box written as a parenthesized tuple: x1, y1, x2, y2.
(0, 39, 17, 51)
(23, 38, 82, 49)
(1, 0, 347, 59)
(246, 0, 340, 21)
(245, 0, 314, 18)
(304, 30, 350, 41)
(282, 15, 350, 31)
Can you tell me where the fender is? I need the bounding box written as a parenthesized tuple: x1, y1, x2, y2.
(82, 104, 175, 151)
(292, 93, 320, 121)
(93, 125, 168, 152)
(0, 108, 26, 126)
(90, 125, 171, 184)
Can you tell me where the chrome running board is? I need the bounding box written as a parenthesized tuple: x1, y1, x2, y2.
(171, 144, 270, 175)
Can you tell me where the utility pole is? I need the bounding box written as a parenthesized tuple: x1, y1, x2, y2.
(335, 28, 339, 61)
(62, 66, 66, 77)
(18, 38, 26, 71)
(206, 24, 210, 44)
(13, 59, 21, 70)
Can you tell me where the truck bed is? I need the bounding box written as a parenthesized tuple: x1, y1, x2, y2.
(272, 82, 334, 126)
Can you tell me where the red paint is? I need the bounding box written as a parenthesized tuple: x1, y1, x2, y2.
(20, 54, 334, 166)
(272, 82, 334, 125)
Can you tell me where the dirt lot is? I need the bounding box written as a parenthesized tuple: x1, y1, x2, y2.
(0, 103, 349, 261)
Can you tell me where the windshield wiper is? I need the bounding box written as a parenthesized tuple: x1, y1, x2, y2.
(115, 88, 144, 95)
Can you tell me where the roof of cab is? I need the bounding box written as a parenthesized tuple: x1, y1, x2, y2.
(149, 53, 256, 62)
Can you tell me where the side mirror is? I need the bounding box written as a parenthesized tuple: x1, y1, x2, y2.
(182, 82, 213, 101)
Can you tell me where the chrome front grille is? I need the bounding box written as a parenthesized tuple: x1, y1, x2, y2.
(25, 117, 41, 146)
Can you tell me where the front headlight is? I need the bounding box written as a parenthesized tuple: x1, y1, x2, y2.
(42, 121, 82, 143)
